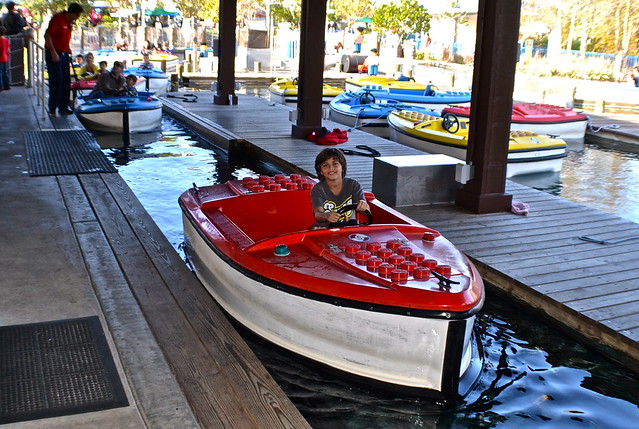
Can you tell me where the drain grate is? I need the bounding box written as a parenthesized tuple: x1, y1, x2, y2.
(25, 130, 117, 176)
(0, 316, 128, 424)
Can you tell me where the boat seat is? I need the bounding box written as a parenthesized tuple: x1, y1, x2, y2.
(215, 190, 316, 243)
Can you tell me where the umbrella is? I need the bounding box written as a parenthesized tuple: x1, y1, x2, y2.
(356, 17, 373, 23)
(145, 7, 180, 17)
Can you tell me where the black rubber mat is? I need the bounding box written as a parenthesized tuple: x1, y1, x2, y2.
(0, 316, 128, 424)
(25, 130, 117, 176)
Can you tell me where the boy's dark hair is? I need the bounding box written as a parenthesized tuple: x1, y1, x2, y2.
(314, 148, 347, 181)
(126, 74, 137, 82)
(68, 3, 84, 14)
(99, 60, 107, 66)
(112, 60, 123, 69)
(6, 2, 16, 11)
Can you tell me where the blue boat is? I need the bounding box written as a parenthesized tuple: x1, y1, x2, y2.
(74, 92, 163, 134)
(346, 85, 472, 111)
(328, 91, 440, 138)
(124, 67, 170, 95)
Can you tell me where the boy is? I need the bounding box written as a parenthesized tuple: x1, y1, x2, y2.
(78, 52, 100, 79)
(311, 148, 369, 227)
(122, 74, 138, 96)
(0, 27, 9, 91)
(137, 52, 154, 71)
(98, 60, 108, 74)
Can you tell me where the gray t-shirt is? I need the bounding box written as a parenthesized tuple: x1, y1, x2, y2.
(311, 177, 364, 226)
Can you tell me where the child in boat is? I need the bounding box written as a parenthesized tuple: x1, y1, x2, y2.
(122, 74, 138, 96)
(98, 60, 108, 74)
(311, 148, 369, 227)
(78, 52, 100, 80)
(137, 53, 155, 71)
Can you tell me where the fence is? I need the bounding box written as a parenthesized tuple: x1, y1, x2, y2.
(28, 40, 46, 118)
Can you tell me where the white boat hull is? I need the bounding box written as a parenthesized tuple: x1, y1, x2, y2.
(328, 108, 389, 137)
(388, 116, 566, 178)
(135, 77, 169, 95)
(510, 120, 587, 143)
(76, 107, 162, 133)
(183, 216, 479, 393)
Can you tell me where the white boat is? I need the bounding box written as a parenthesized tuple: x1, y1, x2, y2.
(74, 92, 163, 134)
(388, 110, 568, 177)
(179, 177, 484, 401)
(328, 91, 440, 138)
(125, 67, 170, 95)
(443, 103, 589, 144)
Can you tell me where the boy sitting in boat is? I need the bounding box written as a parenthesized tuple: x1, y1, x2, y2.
(137, 53, 155, 71)
(122, 74, 138, 96)
(311, 148, 369, 228)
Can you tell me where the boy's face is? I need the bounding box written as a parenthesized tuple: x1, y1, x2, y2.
(126, 77, 136, 87)
(320, 157, 343, 182)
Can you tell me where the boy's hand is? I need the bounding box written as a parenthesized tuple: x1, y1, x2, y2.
(356, 200, 370, 213)
(325, 211, 341, 223)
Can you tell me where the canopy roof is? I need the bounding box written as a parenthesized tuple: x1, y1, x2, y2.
(145, 7, 180, 17)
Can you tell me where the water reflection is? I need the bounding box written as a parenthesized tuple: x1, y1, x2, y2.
(511, 144, 639, 223)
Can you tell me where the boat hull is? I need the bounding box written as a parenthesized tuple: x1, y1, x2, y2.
(183, 214, 480, 396)
(388, 111, 567, 177)
(74, 94, 163, 133)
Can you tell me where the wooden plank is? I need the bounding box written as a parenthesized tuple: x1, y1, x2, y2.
(98, 173, 311, 429)
(78, 173, 283, 429)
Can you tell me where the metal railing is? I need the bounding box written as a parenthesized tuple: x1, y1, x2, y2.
(28, 40, 46, 118)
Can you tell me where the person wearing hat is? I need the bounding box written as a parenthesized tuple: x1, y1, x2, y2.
(44, 2, 84, 114)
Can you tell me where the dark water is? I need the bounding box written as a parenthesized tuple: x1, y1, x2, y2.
(100, 117, 639, 428)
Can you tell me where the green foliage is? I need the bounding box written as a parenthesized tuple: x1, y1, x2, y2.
(372, 0, 430, 42)
(270, 0, 302, 28)
(518, 58, 621, 82)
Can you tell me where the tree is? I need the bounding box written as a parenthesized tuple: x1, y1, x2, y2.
(270, 0, 302, 28)
(331, 0, 373, 22)
(372, 0, 430, 42)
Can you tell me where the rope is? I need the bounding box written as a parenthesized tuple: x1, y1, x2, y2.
(578, 235, 639, 245)
(586, 114, 621, 133)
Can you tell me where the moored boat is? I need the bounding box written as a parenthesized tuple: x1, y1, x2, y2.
(329, 91, 440, 137)
(443, 103, 588, 144)
(179, 176, 484, 401)
(74, 92, 163, 134)
(124, 67, 170, 95)
(345, 86, 471, 111)
(345, 76, 428, 94)
(269, 78, 344, 104)
(388, 110, 568, 177)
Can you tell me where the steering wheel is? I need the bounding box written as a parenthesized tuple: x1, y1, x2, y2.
(292, 77, 298, 86)
(328, 204, 373, 228)
(359, 91, 376, 105)
(441, 112, 460, 134)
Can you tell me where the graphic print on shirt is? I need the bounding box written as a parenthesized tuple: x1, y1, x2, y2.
(323, 195, 354, 223)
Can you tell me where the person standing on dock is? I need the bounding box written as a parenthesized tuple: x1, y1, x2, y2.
(365, 48, 379, 76)
(0, 27, 9, 91)
(44, 2, 84, 114)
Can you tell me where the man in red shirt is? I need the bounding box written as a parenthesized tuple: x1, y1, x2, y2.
(44, 2, 84, 114)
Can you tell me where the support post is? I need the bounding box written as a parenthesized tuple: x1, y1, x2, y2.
(214, 0, 238, 105)
(455, 0, 520, 213)
(291, 0, 327, 138)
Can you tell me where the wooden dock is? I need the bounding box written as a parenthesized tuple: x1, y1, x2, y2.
(17, 89, 311, 428)
(161, 93, 639, 371)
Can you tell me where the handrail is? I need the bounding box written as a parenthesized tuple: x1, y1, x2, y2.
(28, 40, 46, 118)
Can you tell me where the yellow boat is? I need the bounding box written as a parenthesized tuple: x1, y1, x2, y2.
(268, 78, 344, 104)
(387, 110, 568, 178)
(344, 76, 430, 94)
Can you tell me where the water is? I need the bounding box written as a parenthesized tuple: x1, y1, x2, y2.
(99, 116, 639, 428)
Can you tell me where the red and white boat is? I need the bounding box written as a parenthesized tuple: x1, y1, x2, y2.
(443, 103, 588, 143)
(179, 175, 484, 401)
